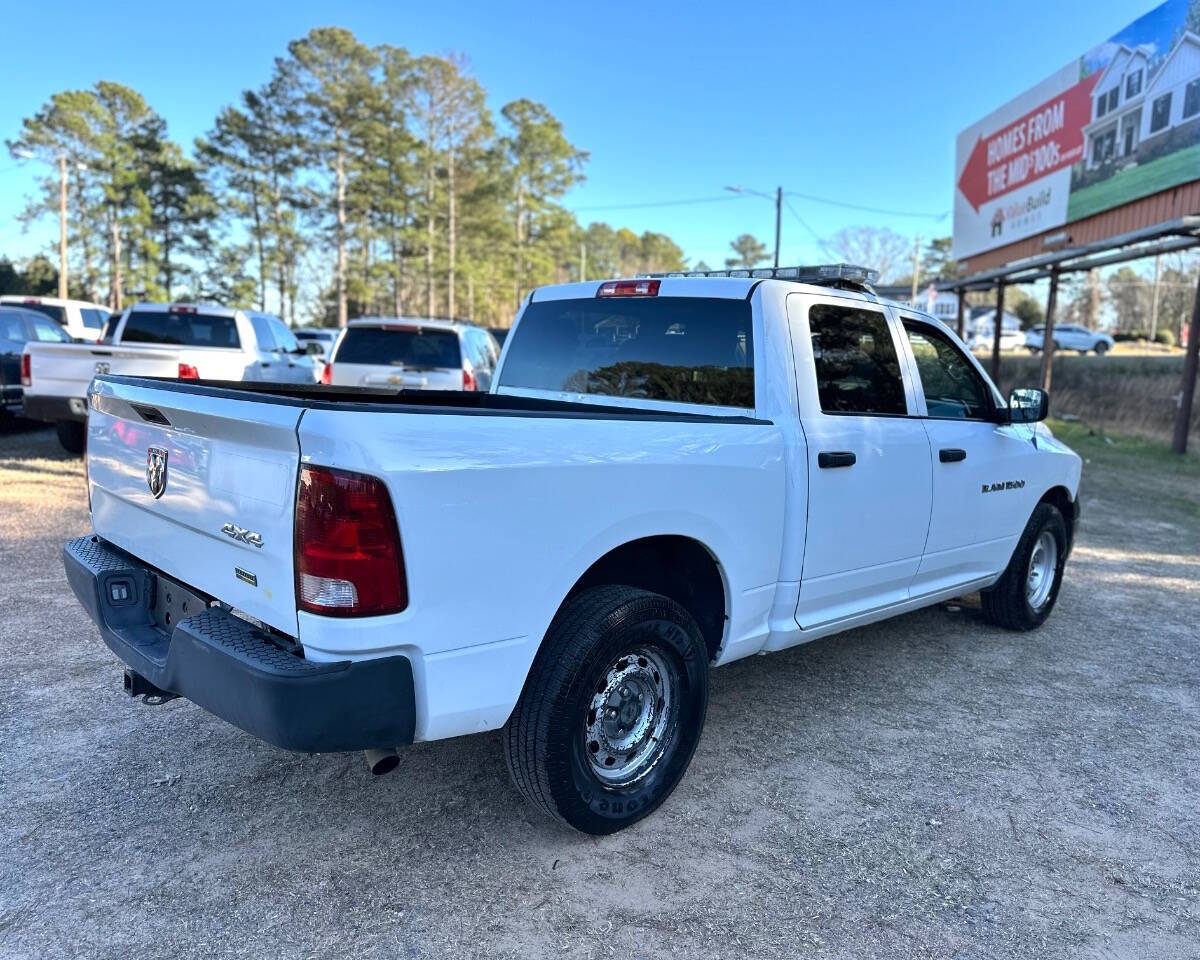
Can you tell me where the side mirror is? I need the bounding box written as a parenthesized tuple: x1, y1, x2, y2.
(304, 341, 326, 356)
(1007, 387, 1049, 424)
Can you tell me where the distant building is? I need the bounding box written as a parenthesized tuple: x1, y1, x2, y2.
(874, 283, 963, 324)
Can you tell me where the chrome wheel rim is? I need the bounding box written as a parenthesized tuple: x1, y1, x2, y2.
(1026, 530, 1058, 610)
(583, 646, 678, 786)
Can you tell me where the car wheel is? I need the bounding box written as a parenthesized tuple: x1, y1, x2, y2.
(55, 420, 86, 455)
(1094, 341, 1109, 355)
(980, 503, 1068, 631)
(504, 585, 709, 835)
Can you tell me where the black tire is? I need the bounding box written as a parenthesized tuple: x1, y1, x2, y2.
(56, 420, 86, 455)
(504, 585, 709, 835)
(1052, 339, 1062, 352)
(1094, 341, 1109, 356)
(980, 503, 1068, 631)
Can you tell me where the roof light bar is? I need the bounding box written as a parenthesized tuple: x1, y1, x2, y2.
(597, 279, 660, 298)
(635, 263, 880, 287)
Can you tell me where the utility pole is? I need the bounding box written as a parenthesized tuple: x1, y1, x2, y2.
(57, 153, 68, 299)
(774, 187, 782, 268)
(910, 235, 922, 305)
(992, 282, 1006, 380)
(580, 240, 587, 282)
(1041, 268, 1060, 392)
(1171, 273, 1200, 455)
(1149, 253, 1162, 342)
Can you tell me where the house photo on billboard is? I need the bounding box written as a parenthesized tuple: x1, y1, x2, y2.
(1076, 28, 1200, 217)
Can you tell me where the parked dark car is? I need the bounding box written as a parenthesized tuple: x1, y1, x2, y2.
(0, 305, 71, 416)
(488, 326, 510, 347)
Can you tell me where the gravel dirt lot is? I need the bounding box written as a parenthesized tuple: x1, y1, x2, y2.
(2, 417, 1198, 960)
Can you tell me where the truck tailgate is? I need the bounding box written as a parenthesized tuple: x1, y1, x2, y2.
(86, 377, 302, 635)
(26, 342, 183, 400)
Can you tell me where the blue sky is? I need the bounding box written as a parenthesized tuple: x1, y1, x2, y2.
(0, 0, 1163, 271)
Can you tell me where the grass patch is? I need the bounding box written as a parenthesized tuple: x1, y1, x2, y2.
(1049, 417, 1200, 524)
(1065, 143, 1200, 221)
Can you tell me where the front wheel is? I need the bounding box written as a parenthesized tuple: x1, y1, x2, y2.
(504, 586, 709, 834)
(56, 420, 86, 455)
(980, 503, 1067, 630)
(1094, 341, 1109, 355)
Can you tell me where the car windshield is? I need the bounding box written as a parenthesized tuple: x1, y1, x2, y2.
(499, 296, 754, 408)
(120, 311, 241, 348)
(336, 326, 462, 368)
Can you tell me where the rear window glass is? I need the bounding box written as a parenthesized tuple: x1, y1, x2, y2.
(499, 296, 754, 408)
(16, 302, 66, 326)
(120, 311, 241, 348)
(336, 327, 462, 369)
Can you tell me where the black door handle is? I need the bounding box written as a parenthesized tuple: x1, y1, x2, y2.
(939, 448, 967, 463)
(818, 451, 856, 469)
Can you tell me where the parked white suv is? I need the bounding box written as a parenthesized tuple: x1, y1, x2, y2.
(0, 295, 110, 341)
(322, 318, 499, 391)
(66, 265, 1081, 834)
(1024, 324, 1114, 355)
(22, 303, 318, 452)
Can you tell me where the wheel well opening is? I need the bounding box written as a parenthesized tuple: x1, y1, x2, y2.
(1039, 485, 1076, 545)
(567, 536, 727, 663)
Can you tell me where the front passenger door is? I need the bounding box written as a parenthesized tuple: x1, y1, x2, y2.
(899, 318, 1042, 594)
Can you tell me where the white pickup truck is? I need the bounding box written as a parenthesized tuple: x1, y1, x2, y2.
(64, 265, 1082, 834)
(22, 303, 318, 452)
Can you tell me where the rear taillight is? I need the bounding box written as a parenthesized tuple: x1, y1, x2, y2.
(597, 279, 660, 298)
(21, 353, 31, 387)
(320, 362, 333, 385)
(462, 364, 477, 391)
(295, 465, 407, 617)
(178, 363, 199, 380)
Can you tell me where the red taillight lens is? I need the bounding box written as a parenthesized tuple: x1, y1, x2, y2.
(597, 279, 660, 298)
(320, 362, 333, 385)
(462, 365, 476, 391)
(295, 465, 407, 617)
(178, 363, 199, 380)
(21, 353, 31, 387)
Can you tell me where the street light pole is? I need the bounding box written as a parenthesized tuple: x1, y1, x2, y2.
(726, 185, 783, 268)
(774, 187, 782, 268)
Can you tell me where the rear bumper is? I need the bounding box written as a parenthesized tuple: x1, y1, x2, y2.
(23, 393, 86, 423)
(64, 535, 416, 752)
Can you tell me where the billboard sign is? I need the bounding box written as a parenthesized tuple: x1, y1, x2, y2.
(953, 0, 1200, 260)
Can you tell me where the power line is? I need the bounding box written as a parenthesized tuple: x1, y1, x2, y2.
(781, 197, 833, 256)
(784, 190, 948, 221)
(572, 194, 751, 212)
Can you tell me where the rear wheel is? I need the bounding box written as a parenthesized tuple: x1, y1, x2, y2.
(56, 420, 85, 455)
(504, 586, 709, 834)
(1094, 341, 1109, 355)
(980, 503, 1067, 630)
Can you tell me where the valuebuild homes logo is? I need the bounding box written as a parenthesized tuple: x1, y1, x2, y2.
(953, 0, 1200, 260)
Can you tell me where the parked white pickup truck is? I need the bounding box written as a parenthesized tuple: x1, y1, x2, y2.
(65, 265, 1081, 834)
(0, 294, 111, 341)
(23, 303, 318, 452)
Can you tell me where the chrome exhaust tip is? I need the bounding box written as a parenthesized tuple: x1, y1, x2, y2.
(364, 747, 400, 776)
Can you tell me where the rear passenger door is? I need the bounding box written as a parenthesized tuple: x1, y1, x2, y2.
(787, 296, 933, 629)
(897, 316, 1042, 593)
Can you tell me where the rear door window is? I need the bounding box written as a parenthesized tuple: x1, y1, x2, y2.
(80, 308, 109, 330)
(807, 303, 906, 415)
(499, 296, 754, 408)
(120, 311, 241, 348)
(247, 314, 278, 351)
(335, 326, 462, 369)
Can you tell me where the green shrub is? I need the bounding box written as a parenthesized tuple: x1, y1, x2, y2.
(1155, 330, 1175, 346)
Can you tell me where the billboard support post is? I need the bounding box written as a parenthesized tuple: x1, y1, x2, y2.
(1171, 274, 1200, 455)
(956, 291, 965, 340)
(992, 282, 1006, 380)
(1041, 268, 1060, 392)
